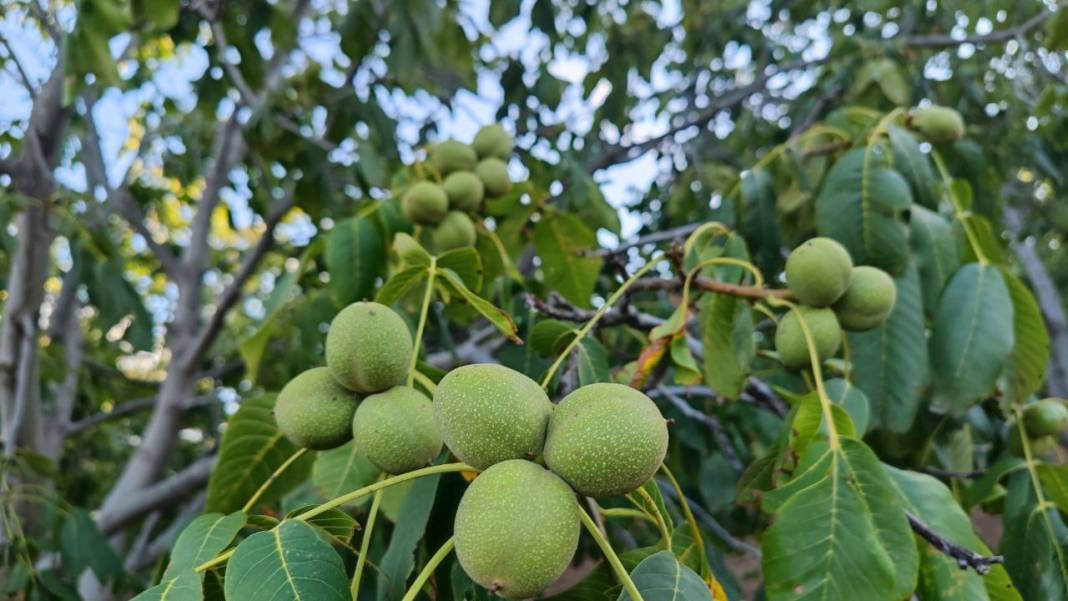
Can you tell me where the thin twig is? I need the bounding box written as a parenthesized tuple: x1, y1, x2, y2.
(656, 479, 762, 558)
(906, 512, 1004, 575)
(902, 7, 1059, 48)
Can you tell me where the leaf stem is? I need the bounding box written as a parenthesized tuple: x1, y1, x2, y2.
(399, 537, 455, 601)
(541, 256, 665, 388)
(350, 484, 384, 599)
(600, 508, 658, 524)
(578, 505, 644, 601)
(930, 149, 989, 265)
(1010, 405, 1068, 582)
(769, 299, 838, 446)
(408, 258, 437, 387)
(296, 462, 474, 521)
(633, 488, 672, 550)
(241, 448, 308, 513)
(195, 463, 475, 574)
(660, 465, 705, 554)
(411, 369, 437, 395)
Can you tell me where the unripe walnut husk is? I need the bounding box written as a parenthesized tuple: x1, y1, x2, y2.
(471, 124, 514, 159)
(325, 302, 412, 394)
(443, 171, 484, 212)
(774, 306, 842, 369)
(453, 460, 580, 599)
(429, 140, 477, 175)
(1022, 398, 1068, 438)
(909, 105, 965, 143)
(833, 266, 897, 331)
(402, 181, 448, 225)
(274, 367, 358, 450)
(431, 211, 477, 252)
(785, 237, 853, 307)
(475, 158, 512, 197)
(543, 383, 668, 498)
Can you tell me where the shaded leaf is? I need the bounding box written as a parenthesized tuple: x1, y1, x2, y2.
(130, 572, 202, 601)
(848, 261, 928, 432)
(311, 440, 380, 507)
(205, 394, 315, 513)
(816, 146, 911, 274)
(617, 551, 712, 601)
(326, 216, 385, 305)
(1002, 270, 1050, 405)
(534, 213, 602, 308)
(699, 292, 753, 400)
(437, 267, 520, 342)
(164, 512, 246, 579)
(930, 264, 1014, 414)
(225, 520, 348, 601)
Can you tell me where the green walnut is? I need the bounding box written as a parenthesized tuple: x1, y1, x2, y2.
(910, 105, 965, 143)
(325, 302, 412, 394)
(402, 181, 448, 225)
(1023, 398, 1068, 438)
(352, 386, 442, 474)
(785, 237, 853, 307)
(471, 124, 514, 159)
(274, 367, 359, 450)
(833, 266, 897, 331)
(431, 211, 477, 251)
(454, 460, 580, 599)
(443, 171, 484, 212)
(429, 140, 477, 175)
(475, 158, 512, 197)
(544, 383, 668, 498)
(433, 363, 553, 470)
(774, 306, 842, 370)
(1007, 420, 1058, 458)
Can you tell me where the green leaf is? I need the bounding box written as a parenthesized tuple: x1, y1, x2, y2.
(847, 261, 928, 432)
(816, 146, 911, 274)
(789, 393, 856, 457)
(239, 240, 322, 383)
(393, 233, 432, 268)
(530, 319, 577, 357)
(1001, 471, 1068, 601)
(284, 505, 359, 546)
(377, 473, 441, 601)
(669, 335, 702, 386)
(488, 0, 521, 27)
(205, 394, 315, 513)
(576, 337, 611, 386)
(534, 213, 603, 308)
(699, 292, 754, 399)
(225, 520, 349, 601)
(888, 125, 938, 209)
(138, 0, 179, 30)
(163, 512, 247, 579)
(437, 246, 483, 291)
(437, 267, 520, 342)
(761, 438, 918, 601)
(930, 264, 1014, 414)
(130, 572, 203, 601)
(617, 551, 712, 601)
(326, 216, 385, 306)
(886, 467, 998, 601)
(376, 265, 429, 306)
(61, 509, 123, 582)
(823, 379, 870, 434)
(909, 205, 960, 315)
(311, 440, 380, 508)
(1002, 270, 1050, 405)
(1038, 464, 1068, 514)
(737, 168, 781, 277)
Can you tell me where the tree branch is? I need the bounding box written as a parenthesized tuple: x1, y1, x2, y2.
(902, 8, 1059, 48)
(906, 512, 1004, 575)
(97, 455, 216, 536)
(81, 101, 184, 280)
(595, 222, 703, 257)
(180, 190, 296, 370)
(656, 479, 762, 558)
(0, 34, 37, 100)
(586, 58, 823, 172)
